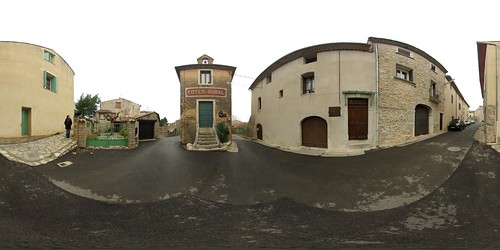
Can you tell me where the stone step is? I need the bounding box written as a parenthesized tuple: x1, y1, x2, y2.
(195, 144, 220, 149)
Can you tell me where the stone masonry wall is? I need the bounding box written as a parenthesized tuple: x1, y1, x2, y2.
(485, 105, 497, 143)
(376, 43, 446, 147)
(179, 68, 233, 145)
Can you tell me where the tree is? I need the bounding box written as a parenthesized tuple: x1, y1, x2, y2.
(160, 117, 168, 127)
(75, 93, 101, 117)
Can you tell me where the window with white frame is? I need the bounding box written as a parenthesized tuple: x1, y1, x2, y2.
(395, 65, 414, 82)
(302, 72, 315, 94)
(199, 70, 212, 84)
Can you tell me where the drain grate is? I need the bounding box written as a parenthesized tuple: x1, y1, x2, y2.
(57, 161, 73, 168)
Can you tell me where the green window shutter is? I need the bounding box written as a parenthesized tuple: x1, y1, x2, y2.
(43, 70, 46, 89)
(53, 76, 58, 92)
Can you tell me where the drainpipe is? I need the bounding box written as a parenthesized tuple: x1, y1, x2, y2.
(375, 43, 380, 147)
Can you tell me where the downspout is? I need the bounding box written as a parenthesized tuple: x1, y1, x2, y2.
(375, 43, 380, 147)
(338, 51, 341, 104)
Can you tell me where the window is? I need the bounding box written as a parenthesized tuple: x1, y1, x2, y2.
(199, 70, 212, 84)
(302, 73, 315, 94)
(266, 75, 272, 84)
(279, 89, 283, 98)
(43, 50, 54, 63)
(430, 64, 436, 72)
(397, 48, 412, 58)
(115, 102, 121, 109)
(304, 54, 317, 64)
(257, 97, 262, 110)
(202, 59, 208, 64)
(431, 81, 437, 96)
(43, 71, 57, 92)
(396, 65, 413, 82)
(451, 95, 454, 103)
(459, 103, 461, 110)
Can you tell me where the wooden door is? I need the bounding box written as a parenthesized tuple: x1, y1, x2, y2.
(302, 116, 327, 148)
(415, 105, 429, 136)
(21, 108, 30, 136)
(256, 124, 263, 140)
(198, 101, 213, 128)
(348, 98, 368, 140)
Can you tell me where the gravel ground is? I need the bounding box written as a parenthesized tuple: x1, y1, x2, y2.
(0, 141, 498, 249)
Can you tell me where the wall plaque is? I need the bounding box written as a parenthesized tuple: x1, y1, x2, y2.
(329, 106, 341, 117)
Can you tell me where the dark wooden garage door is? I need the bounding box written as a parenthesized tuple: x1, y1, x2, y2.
(348, 98, 368, 140)
(302, 116, 327, 148)
(415, 105, 429, 136)
(139, 120, 155, 140)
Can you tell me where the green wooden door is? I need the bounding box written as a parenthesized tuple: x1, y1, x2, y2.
(21, 108, 30, 136)
(198, 102, 213, 128)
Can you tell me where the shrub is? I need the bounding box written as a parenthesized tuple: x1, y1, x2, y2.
(216, 122, 230, 143)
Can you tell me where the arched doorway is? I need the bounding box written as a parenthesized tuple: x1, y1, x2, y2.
(301, 116, 327, 148)
(415, 105, 430, 136)
(256, 124, 263, 140)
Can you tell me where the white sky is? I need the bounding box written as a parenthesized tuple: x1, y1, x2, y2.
(2, 0, 497, 122)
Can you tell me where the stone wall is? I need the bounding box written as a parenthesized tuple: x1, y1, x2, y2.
(127, 120, 139, 149)
(485, 105, 497, 143)
(376, 42, 446, 147)
(178, 67, 233, 145)
(75, 118, 87, 147)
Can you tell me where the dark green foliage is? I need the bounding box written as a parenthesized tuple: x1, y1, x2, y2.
(216, 122, 230, 143)
(75, 93, 101, 117)
(160, 117, 168, 127)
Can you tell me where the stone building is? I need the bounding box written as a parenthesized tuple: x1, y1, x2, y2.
(477, 41, 500, 144)
(369, 37, 448, 146)
(175, 55, 236, 149)
(248, 43, 378, 155)
(99, 97, 141, 122)
(0, 41, 74, 142)
(136, 111, 160, 141)
(444, 76, 470, 123)
(249, 37, 469, 155)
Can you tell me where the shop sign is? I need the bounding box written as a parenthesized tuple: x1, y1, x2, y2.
(186, 87, 227, 97)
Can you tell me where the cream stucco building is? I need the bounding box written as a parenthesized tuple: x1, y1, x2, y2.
(0, 41, 74, 141)
(249, 37, 469, 155)
(478, 41, 500, 144)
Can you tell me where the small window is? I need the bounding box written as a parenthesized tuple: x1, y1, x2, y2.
(396, 65, 414, 82)
(279, 89, 283, 98)
(430, 64, 436, 72)
(202, 59, 209, 64)
(451, 95, 454, 103)
(200, 70, 212, 84)
(258, 97, 262, 110)
(115, 102, 121, 109)
(397, 48, 412, 58)
(43, 50, 54, 63)
(43, 71, 57, 93)
(304, 54, 317, 64)
(302, 73, 315, 94)
(266, 75, 272, 84)
(459, 103, 461, 110)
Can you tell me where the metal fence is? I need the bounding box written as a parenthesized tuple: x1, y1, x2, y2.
(90, 122, 127, 140)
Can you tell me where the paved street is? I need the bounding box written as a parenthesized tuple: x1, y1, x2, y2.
(0, 124, 498, 248)
(39, 125, 477, 211)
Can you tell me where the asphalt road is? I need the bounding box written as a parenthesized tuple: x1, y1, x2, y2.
(0, 123, 498, 248)
(39, 124, 477, 211)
